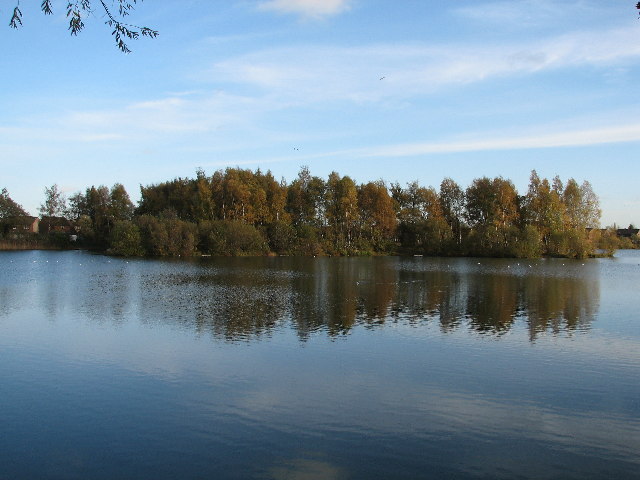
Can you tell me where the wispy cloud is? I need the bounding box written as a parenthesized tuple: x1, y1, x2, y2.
(28, 92, 261, 143)
(210, 25, 640, 104)
(341, 123, 640, 158)
(454, 0, 578, 26)
(257, 0, 351, 19)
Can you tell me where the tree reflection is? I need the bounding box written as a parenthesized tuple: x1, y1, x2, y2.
(115, 258, 599, 341)
(152, 257, 599, 343)
(4, 254, 599, 342)
(522, 273, 598, 341)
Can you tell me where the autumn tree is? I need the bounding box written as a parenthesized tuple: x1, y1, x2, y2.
(563, 179, 585, 230)
(522, 170, 564, 251)
(357, 180, 397, 252)
(39, 166, 607, 258)
(192, 168, 215, 223)
(465, 177, 520, 255)
(212, 168, 254, 222)
(256, 170, 289, 225)
(551, 178, 601, 258)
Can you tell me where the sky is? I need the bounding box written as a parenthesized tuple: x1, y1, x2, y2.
(1, 0, 639, 227)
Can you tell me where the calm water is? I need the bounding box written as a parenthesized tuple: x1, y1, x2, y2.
(1, 250, 639, 479)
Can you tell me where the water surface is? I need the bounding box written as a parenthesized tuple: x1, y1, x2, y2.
(1, 250, 639, 479)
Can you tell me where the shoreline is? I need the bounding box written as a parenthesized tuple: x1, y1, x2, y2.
(0, 244, 625, 259)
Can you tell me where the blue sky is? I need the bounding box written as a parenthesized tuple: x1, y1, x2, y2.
(1, 0, 639, 226)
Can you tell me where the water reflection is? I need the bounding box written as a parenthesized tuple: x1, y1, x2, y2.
(268, 457, 348, 480)
(0, 252, 600, 342)
(1, 251, 638, 480)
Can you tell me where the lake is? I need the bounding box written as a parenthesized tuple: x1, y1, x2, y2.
(1, 250, 639, 479)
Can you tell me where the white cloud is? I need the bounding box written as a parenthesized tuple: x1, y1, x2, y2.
(455, 0, 571, 25)
(210, 25, 640, 105)
(0, 90, 274, 164)
(257, 0, 351, 19)
(453, 0, 603, 28)
(342, 123, 640, 158)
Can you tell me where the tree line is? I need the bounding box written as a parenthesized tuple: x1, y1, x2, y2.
(0, 167, 626, 258)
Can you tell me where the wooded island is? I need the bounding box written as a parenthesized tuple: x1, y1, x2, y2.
(1, 168, 635, 258)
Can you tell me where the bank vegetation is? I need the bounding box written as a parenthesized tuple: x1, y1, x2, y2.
(1, 169, 634, 259)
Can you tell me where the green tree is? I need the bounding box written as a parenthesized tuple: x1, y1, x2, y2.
(266, 220, 296, 254)
(136, 215, 167, 255)
(66, 191, 88, 221)
(136, 215, 197, 256)
(165, 218, 197, 256)
(522, 170, 563, 251)
(110, 220, 143, 256)
(394, 181, 451, 255)
(198, 220, 267, 256)
(138, 177, 195, 220)
(110, 183, 135, 221)
(0, 188, 28, 219)
(286, 166, 326, 229)
(465, 177, 520, 255)
(439, 178, 465, 248)
(192, 168, 215, 222)
(324, 172, 358, 253)
(511, 225, 543, 258)
(465, 177, 495, 228)
(8, 0, 158, 53)
(39, 184, 67, 221)
(85, 185, 112, 246)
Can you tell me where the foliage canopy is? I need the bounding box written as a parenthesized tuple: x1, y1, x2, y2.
(0, 188, 28, 219)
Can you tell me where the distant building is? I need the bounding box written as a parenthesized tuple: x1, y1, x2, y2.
(2, 216, 40, 234)
(616, 227, 640, 239)
(40, 216, 73, 234)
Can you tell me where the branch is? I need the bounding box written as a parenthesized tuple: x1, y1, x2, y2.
(8, 0, 157, 53)
(9, 6, 22, 28)
(100, 0, 158, 53)
(41, 0, 53, 15)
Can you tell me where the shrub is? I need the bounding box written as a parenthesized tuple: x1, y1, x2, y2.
(110, 220, 144, 256)
(511, 225, 542, 258)
(198, 220, 267, 256)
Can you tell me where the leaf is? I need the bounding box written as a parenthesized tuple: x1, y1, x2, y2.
(41, 0, 54, 15)
(9, 6, 23, 29)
